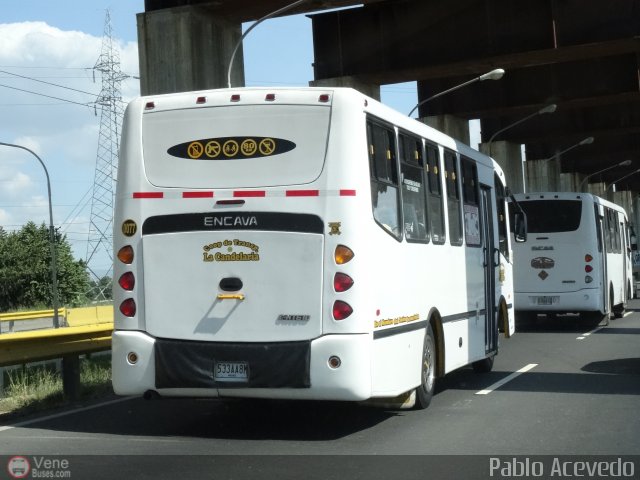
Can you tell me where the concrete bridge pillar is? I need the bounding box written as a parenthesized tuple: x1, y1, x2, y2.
(525, 158, 561, 192)
(479, 140, 524, 194)
(137, 6, 244, 95)
(423, 115, 470, 146)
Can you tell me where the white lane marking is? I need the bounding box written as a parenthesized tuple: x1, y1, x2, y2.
(0, 396, 135, 433)
(476, 363, 538, 395)
(577, 325, 604, 340)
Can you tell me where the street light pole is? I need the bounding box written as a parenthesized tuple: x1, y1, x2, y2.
(487, 104, 557, 157)
(541, 136, 594, 162)
(0, 141, 60, 328)
(227, 0, 309, 88)
(606, 168, 640, 192)
(578, 159, 633, 190)
(408, 68, 504, 118)
(484, 103, 557, 193)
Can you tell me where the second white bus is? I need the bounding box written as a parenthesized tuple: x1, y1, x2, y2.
(510, 192, 632, 323)
(112, 87, 525, 409)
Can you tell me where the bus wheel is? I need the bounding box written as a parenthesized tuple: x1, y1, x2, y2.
(415, 324, 436, 410)
(472, 354, 495, 373)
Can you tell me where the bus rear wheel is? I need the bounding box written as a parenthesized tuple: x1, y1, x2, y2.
(415, 324, 436, 410)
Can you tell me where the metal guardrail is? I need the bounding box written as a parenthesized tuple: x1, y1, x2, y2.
(0, 306, 114, 399)
(0, 308, 68, 323)
(0, 324, 113, 368)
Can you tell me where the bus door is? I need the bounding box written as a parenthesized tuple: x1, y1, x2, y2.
(595, 204, 609, 313)
(622, 219, 629, 301)
(481, 186, 498, 354)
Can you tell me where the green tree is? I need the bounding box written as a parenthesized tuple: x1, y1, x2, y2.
(0, 222, 90, 310)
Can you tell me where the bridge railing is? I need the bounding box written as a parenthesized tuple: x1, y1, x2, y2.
(0, 306, 114, 399)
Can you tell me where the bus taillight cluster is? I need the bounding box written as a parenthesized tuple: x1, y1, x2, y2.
(585, 254, 594, 283)
(117, 245, 136, 317)
(332, 245, 354, 320)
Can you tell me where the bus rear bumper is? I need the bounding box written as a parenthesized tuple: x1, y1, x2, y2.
(515, 288, 602, 313)
(112, 330, 372, 401)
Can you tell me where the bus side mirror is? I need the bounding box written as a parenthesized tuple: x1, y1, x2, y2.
(513, 211, 527, 243)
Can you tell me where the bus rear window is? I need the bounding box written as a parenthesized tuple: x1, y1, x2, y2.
(141, 105, 330, 189)
(511, 200, 582, 233)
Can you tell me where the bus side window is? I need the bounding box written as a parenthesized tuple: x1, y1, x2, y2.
(461, 156, 481, 247)
(367, 120, 401, 238)
(594, 204, 603, 253)
(425, 143, 445, 244)
(495, 174, 509, 259)
(399, 133, 429, 242)
(605, 208, 615, 253)
(444, 150, 463, 246)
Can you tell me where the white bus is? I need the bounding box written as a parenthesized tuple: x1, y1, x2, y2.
(112, 87, 525, 409)
(510, 192, 632, 324)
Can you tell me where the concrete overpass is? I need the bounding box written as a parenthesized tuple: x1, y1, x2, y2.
(137, 0, 640, 218)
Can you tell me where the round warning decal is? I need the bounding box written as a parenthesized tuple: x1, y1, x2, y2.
(223, 140, 239, 157)
(259, 138, 276, 155)
(241, 139, 258, 156)
(167, 136, 296, 160)
(187, 141, 204, 159)
(205, 140, 221, 158)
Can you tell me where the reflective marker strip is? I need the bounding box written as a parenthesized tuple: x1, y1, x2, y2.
(183, 191, 214, 198)
(475, 363, 538, 395)
(234, 190, 266, 197)
(132, 190, 356, 199)
(286, 190, 320, 197)
(132, 192, 164, 199)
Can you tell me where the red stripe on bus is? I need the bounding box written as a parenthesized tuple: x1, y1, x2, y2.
(340, 190, 356, 196)
(234, 191, 266, 197)
(286, 190, 320, 197)
(133, 192, 164, 199)
(183, 191, 214, 198)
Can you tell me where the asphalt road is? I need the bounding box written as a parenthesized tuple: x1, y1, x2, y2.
(1, 303, 639, 479)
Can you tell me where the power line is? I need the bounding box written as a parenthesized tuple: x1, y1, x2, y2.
(0, 68, 98, 96)
(0, 82, 95, 109)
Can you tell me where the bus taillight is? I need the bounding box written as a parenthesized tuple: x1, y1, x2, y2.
(118, 272, 135, 291)
(332, 301, 353, 320)
(585, 254, 593, 262)
(117, 246, 134, 264)
(334, 273, 354, 292)
(119, 299, 137, 317)
(585, 265, 593, 273)
(334, 245, 355, 265)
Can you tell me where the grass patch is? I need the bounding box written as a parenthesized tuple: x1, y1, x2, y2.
(0, 355, 113, 420)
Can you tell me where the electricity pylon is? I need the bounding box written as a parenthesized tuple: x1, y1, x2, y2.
(86, 10, 127, 300)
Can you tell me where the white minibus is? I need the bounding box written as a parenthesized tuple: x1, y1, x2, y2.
(511, 192, 632, 323)
(112, 87, 524, 409)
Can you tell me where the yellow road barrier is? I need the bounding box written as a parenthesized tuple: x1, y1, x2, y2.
(0, 308, 67, 323)
(66, 305, 113, 326)
(0, 306, 115, 399)
(0, 323, 113, 368)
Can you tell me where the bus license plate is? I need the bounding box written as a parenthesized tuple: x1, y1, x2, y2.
(214, 361, 249, 381)
(537, 296, 554, 305)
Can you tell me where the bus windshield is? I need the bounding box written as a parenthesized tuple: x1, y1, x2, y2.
(511, 199, 582, 233)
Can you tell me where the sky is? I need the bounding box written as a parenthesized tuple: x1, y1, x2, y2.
(0, 1, 423, 276)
